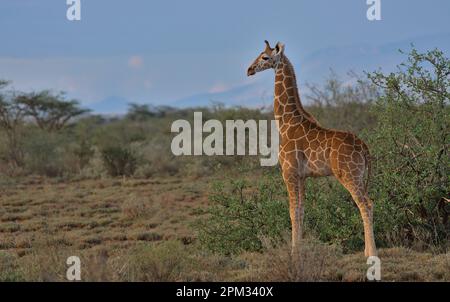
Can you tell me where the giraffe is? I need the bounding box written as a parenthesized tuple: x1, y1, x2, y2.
(247, 40, 377, 257)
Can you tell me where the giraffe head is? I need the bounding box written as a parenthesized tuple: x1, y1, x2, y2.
(247, 40, 285, 76)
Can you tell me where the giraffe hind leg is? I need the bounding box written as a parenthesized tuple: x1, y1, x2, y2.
(354, 192, 377, 257)
(335, 175, 377, 257)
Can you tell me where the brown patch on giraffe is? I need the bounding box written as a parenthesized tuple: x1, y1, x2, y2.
(275, 83, 283, 95)
(325, 131, 334, 140)
(309, 139, 320, 150)
(282, 140, 296, 151)
(285, 104, 297, 112)
(295, 139, 308, 150)
(286, 87, 297, 96)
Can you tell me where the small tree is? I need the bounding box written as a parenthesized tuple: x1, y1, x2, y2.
(0, 80, 8, 89)
(15, 91, 89, 131)
(305, 71, 380, 133)
(0, 82, 26, 167)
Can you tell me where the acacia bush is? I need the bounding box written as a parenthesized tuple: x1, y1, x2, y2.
(101, 146, 137, 177)
(195, 174, 290, 255)
(15, 126, 95, 177)
(22, 129, 67, 177)
(367, 48, 449, 250)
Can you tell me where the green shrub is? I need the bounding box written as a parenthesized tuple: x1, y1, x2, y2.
(304, 178, 364, 252)
(132, 138, 180, 177)
(121, 241, 187, 281)
(23, 129, 67, 177)
(77, 147, 106, 179)
(195, 174, 290, 255)
(101, 146, 137, 177)
(196, 174, 365, 255)
(366, 48, 450, 250)
(303, 49, 449, 252)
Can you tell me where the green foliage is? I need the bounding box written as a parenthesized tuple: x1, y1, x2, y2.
(20, 126, 96, 177)
(126, 103, 156, 121)
(0, 82, 27, 168)
(23, 129, 68, 177)
(304, 178, 364, 252)
(132, 137, 180, 177)
(366, 48, 449, 249)
(101, 146, 137, 177)
(302, 48, 449, 252)
(196, 174, 366, 254)
(195, 174, 290, 255)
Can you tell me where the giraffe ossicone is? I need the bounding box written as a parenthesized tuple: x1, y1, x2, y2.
(247, 40, 377, 257)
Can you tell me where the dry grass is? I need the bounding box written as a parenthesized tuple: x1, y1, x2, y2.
(232, 240, 449, 282)
(333, 247, 450, 282)
(0, 175, 448, 282)
(241, 238, 343, 281)
(0, 176, 210, 281)
(0, 176, 207, 251)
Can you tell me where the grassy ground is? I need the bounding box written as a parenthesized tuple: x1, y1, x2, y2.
(0, 175, 449, 282)
(0, 176, 209, 253)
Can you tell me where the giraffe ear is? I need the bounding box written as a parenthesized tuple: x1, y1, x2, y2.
(264, 40, 272, 51)
(275, 42, 285, 55)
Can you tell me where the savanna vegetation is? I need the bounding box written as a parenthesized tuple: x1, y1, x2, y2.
(0, 48, 448, 281)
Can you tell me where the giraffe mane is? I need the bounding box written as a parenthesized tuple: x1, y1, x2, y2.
(282, 56, 321, 126)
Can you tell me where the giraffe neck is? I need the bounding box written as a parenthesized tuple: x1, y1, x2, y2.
(273, 56, 318, 131)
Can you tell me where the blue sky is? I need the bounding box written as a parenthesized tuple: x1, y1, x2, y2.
(1, 0, 449, 113)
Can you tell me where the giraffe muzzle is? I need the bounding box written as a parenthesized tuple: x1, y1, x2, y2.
(247, 67, 256, 76)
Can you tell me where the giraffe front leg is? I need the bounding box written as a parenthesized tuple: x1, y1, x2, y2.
(283, 173, 304, 256)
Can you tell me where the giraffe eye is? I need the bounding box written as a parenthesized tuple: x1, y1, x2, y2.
(262, 56, 269, 61)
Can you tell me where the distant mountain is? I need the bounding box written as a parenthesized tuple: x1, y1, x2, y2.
(87, 96, 130, 115)
(87, 86, 273, 114)
(170, 82, 274, 108)
(300, 33, 450, 84)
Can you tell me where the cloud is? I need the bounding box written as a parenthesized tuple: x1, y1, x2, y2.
(128, 56, 144, 69)
(208, 82, 228, 93)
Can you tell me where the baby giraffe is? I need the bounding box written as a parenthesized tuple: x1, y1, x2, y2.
(247, 40, 377, 257)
